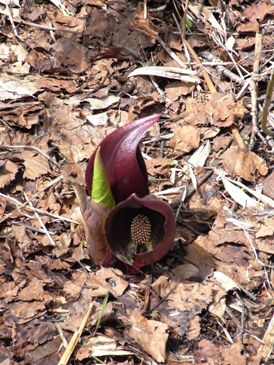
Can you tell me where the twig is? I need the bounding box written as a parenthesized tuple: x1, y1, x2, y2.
(5, 1, 20, 39)
(23, 192, 56, 247)
(156, 34, 187, 69)
(184, 39, 216, 94)
(182, 39, 247, 151)
(249, 33, 262, 149)
(58, 303, 94, 365)
(231, 125, 247, 151)
(258, 314, 274, 362)
(261, 67, 274, 137)
(200, 51, 242, 84)
(0, 145, 59, 167)
(13, 222, 54, 235)
(181, 0, 189, 40)
(0, 192, 78, 224)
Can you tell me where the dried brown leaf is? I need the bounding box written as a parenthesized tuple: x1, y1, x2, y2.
(195, 339, 222, 365)
(237, 20, 259, 34)
(222, 146, 268, 181)
(171, 124, 200, 153)
(73, 183, 112, 265)
(262, 171, 274, 199)
(152, 275, 214, 313)
(17, 278, 45, 301)
(243, 1, 274, 21)
(256, 218, 274, 238)
(145, 158, 173, 176)
(223, 342, 247, 365)
(187, 315, 201, 340)
(184, 93, 246, 127)
(165, 82, 195, 100)
(86, 268, 128, 297)
(21, 150, 50, 180)
(128, 308, 168, 362)
(0, 160, 19, 189)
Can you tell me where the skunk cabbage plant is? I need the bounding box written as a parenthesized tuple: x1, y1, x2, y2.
(84, 114, 176, 270)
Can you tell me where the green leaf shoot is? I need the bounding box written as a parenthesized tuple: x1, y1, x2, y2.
(91, 147, 115, 209)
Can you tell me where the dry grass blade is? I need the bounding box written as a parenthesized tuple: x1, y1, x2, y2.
(58, 303, 94, 365)
(249, 33, 262, 148)
(258, 315, 274, 361)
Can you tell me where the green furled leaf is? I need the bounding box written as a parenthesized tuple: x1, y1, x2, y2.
(91, 147, 115, 209)
(186, 15, 193, 29)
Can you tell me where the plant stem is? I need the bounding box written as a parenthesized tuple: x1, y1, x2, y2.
(261, 68, 274, 137)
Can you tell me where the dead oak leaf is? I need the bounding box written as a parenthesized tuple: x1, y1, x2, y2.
(243, 1, 274, 22)
(152, 275, 214, 313)
(17, 278, 44, 301)
(86, 268, 128, 298)
(263, 170, 274, 199)
(195, 339, 223, 365)
(128, 309, 168, 362)
(171, 124, 200, 153)
(222, 146, 268, 182)
(184, 93, 246, 127)
(256, 218, 274, 238)
(21, 150, 50, 180)
(145, 157, 173, 176)
(0, 159, 19, 189)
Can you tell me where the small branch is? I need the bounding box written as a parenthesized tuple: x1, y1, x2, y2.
(182, 0, 189, 40)
(57, 303, 94, 365)
(5, 1, 21, 40)
(184, 39, 217, 94)
(261, 67, 274, 137)
(249, 33, 262, 149)
(0, 145, 59, 167)
(23, 192, 56, 247)
(0, 192, 78, 224)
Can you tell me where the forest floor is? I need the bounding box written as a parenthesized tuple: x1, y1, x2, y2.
(0, 0, 273, 364)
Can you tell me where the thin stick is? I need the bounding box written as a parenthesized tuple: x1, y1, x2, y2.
(257, 314, 274, 362)
(182, 0, 189, 40)
(249, 33, 262, 149)
(5, 1, 20, 39)
(156, 35, 187, 69)
(23, 192, 56, 247)
(0, 192, 78, 224)
(58, 303, 94, 365)
(0, 145, 59, 167)
(261, 67, 274, 137)
(201, 51, 242, 83)
(183, 39, 216, 94)
(183, 40, 247, 150)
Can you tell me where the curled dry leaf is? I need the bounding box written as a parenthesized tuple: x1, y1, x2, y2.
(243, 0, 274, 22)
(0, 159, 19, 189)
(184, 93, 246, 127)
(171, 124, 200, 153)
(152, 275, 214, 313)
(222, 146, 268, 182)
(262, 170, 274, 199)
(21, 150, 50, 180)
(86, 268, 128, 297)
(73, 183, 115, 266)
(128, 308, 168, 362)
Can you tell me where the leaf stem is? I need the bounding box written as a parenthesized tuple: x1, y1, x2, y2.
(261, 68, 274, 137)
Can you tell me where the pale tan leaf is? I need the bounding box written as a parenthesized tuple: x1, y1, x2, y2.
(129, 309, 168, 362)
(222, 146, 268, 182)
(171, 124, 200, 153)
(0, 160, 19, 188)
(21, 150, 50, 180)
